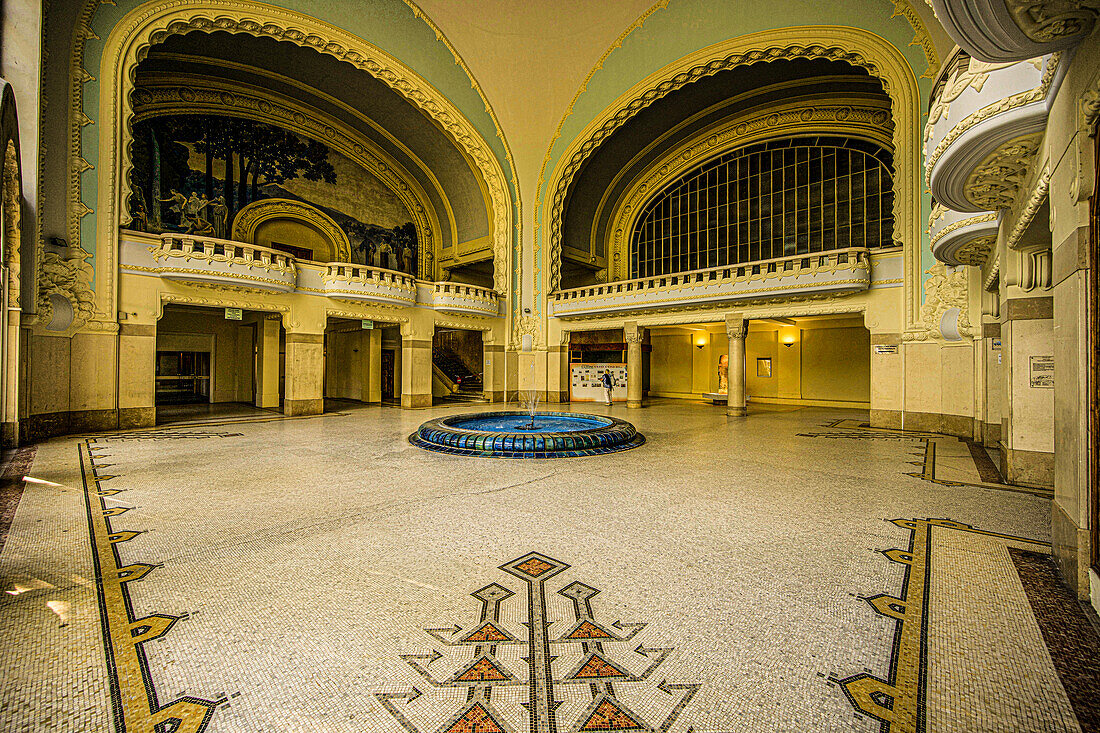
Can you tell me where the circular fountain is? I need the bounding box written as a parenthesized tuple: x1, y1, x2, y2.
(409, 411, 645, 458)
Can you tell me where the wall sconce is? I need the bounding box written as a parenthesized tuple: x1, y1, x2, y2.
(695, 337, 706, 349)
(782, 335, 797, 348)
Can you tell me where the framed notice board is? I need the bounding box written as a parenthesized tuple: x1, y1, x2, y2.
(569, 363, 627, 402)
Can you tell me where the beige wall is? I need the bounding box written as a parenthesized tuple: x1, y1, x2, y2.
(157, 309, 260, 403)
(648, 320, 869, 405)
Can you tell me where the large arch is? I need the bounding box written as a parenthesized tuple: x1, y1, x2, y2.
(84, 0, 513, 328)
(540, 26, 926, 332)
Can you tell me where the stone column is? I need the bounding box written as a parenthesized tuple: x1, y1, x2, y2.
(625, 323, 644, 408)
(283, 332, 324, 416)
(401, 335, 433, 408)
(117, 323, 156, 429)
(255, 316, 282, 409)
(726, 314, 747, 417)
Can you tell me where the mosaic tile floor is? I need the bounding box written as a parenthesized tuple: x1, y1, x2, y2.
(1, 401, 1096, 732)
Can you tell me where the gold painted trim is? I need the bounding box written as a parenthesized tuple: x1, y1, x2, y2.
(928, 212, 998, 248)
(231, 198, 352, 262)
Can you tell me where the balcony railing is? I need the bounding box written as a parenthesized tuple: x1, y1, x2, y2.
(431, 282, 499, 317)
(550, 247, 870, 318)
(120, 231, 499, 315)
(317, 263, 417, 306)
(152, 234, 297, 292)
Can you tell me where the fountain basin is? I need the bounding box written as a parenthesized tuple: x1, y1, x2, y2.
(409, 411, 645, 458)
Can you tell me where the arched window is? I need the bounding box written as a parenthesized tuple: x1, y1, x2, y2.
(630, 137, 894, 278)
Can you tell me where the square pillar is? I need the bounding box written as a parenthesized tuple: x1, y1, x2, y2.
(401, 337, 433, 408)
(365, 329, 382, 404)
(118, 323, 156, 429)
(255, 316, 282, 409)
(483, 341, 505, 403)
(283, 332, 324, 416)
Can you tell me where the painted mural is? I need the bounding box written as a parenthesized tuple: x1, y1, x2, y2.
(127, 115, 420, 275)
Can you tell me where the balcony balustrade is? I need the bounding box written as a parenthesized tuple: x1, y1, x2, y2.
(151, 234, 297, 292)
(929, 206, 1001, 267)
(550, 247, 870, 318)
(315, 263, 417, 306)
(430, 282, 499, 317)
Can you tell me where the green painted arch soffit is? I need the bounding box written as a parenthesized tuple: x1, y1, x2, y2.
(542, 0, 937, 213)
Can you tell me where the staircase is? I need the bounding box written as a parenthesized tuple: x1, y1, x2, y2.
(433, 345, 487, 403)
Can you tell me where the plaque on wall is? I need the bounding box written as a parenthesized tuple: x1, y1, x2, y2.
(1029, 355, 1054, 388)
(873, 344, 898, 354)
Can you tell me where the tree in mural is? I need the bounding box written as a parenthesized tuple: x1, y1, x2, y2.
(131, 115, 337, 230)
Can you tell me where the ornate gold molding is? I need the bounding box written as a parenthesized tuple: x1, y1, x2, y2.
(923, 53, 1059, 186)
(132, 73, 444, 267)
(541, 27, 925, 331)
(1005, 163, 1052, 250)
(231, 198, 352, 262)
(603, 97, 894, 280)
(889, 0, 942, 78)
(84, 0, 513, 330)
(953, 234, 997, 265)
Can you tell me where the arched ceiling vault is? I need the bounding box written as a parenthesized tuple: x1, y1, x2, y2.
(138, 31, 487, 253)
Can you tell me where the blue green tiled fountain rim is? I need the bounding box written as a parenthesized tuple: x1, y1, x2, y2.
(409, 411, 646, 458)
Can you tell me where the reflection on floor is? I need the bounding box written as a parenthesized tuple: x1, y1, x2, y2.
(0, 402, 1096, 732)
(155, 401, 278, 425)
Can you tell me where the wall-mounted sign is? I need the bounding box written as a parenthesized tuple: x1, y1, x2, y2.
(361, 319, 374, 329)
(569, 363, 626, 402)
(991, 338, 1001, 350)
(1029, 355, 1054, 388)
(225, 307, 242, 321)
(873, 344, 898, 355)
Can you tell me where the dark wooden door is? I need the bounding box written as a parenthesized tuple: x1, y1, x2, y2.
(381, 349, 395, 401)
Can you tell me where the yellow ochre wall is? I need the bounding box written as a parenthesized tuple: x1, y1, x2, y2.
(156, 309, 267, 404)
(648, 319, 870, 406)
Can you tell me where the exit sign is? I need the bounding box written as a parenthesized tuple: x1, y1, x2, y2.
(361, 319, 373, 329)
(225, 307, 243, 321)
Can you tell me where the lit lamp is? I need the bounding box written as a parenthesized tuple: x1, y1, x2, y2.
(780, 327, 798, 348)
(695, 336, 706, 349)
(782, 335, 796, 348)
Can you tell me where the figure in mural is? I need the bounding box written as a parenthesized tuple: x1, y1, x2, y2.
(159, 189, 187, 226)
(182, 192, 211, 234)
(376, 239, 395, 270)
(209, 196, 228, 239)
(718, 354, 729, 394)
(129, 189, 149, 232)
(131, 114, 418, 265)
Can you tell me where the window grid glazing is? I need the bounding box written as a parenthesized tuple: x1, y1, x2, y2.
(630, 137, 894, 278)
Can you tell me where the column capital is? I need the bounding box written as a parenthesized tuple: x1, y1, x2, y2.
(725, 313, 747, 339)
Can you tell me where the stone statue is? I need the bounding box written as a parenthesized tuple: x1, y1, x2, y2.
(717, 354, 728, 394)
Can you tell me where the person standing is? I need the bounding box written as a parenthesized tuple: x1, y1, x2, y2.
(601, 369, 614, 406)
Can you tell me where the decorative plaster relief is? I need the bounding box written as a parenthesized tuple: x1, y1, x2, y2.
(910, 263, 972, 340)
(962, 132, 1044, 209)
(1005, 0, 1100, 43)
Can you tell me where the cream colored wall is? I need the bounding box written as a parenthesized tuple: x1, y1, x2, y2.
(801, 326, 871, 402)
(157, 309, 254, 403)
(745, 331, 778, 398)
(649, 333, 694, 397)
(253, 219, 336, 262)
